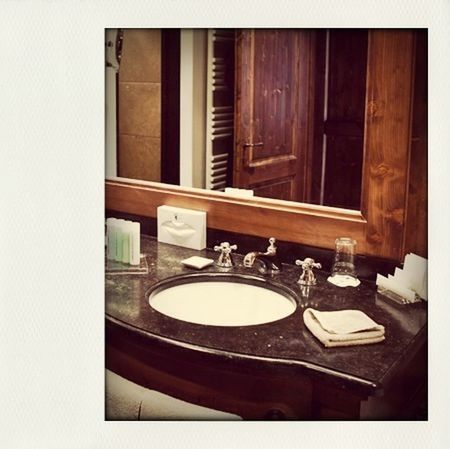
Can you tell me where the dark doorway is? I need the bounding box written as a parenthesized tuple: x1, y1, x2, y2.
(161, 29, 181, 185)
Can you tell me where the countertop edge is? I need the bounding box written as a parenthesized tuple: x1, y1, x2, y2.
(106, 313, 379, 393)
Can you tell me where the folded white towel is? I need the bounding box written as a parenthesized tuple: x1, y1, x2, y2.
(303, 308, 385, 348)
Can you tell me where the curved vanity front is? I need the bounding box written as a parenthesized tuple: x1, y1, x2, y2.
(106, 236, 427, 420)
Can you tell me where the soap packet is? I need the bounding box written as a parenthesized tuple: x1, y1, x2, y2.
(181, 256, 214, 270)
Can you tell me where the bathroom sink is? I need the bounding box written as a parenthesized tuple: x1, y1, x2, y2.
(147, 273, 297, 326)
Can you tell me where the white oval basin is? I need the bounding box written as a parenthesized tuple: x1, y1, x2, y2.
(148, 274, 297, 327)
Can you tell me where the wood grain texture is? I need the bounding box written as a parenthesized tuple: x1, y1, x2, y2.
(361, 30, 415, 260)
(251, 177, 294, 201)
(234, 30, 314, 202)
(309, 30, 367, 209)
(403, 30, 427, 258)
(323, 135, 364, 209)
(107, 30, 425, 263)
(106, 179, 367, 254)
(327, 30, 368, 124)
(107, 322, 314, 419)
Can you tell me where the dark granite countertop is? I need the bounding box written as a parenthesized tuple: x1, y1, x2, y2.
(106, 235, 427, 392)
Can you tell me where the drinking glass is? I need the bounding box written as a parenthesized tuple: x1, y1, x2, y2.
(331, 237, 357, 278)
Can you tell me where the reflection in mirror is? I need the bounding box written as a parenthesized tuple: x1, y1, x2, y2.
(105, 28, 368, 210)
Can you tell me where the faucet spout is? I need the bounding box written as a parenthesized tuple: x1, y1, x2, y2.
(243, 238, 282, 275)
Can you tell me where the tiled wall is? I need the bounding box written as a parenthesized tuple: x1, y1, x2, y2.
(118, 29, 161, 181)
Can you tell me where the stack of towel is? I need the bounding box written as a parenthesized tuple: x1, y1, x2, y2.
(303, 308, 385, 348)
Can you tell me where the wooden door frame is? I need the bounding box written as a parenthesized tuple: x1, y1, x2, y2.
(106, 30, 421, 262)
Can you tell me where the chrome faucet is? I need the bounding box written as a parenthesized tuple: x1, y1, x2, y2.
(243, 237, 282, 275)
(214, 241, 237, 268)
(295, 257, 322, 286)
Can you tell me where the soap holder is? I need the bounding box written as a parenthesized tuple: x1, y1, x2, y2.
(106, 255, 148, 275)
(376, 286, 421, 305)
(181, 256, 214, 270)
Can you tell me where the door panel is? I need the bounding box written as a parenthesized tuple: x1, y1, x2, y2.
(310, 30, 368, 209)
(251, 177, 294, 201)
(234, 29, 313, 202)
(323, 135, 364, 208)
(252, 31, 294, 160)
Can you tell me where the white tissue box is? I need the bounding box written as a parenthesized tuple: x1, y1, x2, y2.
(157, 205, 207, 250)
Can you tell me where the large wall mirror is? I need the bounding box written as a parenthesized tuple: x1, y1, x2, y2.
(106, 28, 427, 261)
(106, 28, 371, 210)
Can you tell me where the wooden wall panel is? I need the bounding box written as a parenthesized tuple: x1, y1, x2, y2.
(361, 30, 415, 260)
(403, 30, 427, 258)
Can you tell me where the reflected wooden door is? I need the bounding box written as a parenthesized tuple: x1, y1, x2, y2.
(310, 30, 367, 210)
(234, 29, 314, 201)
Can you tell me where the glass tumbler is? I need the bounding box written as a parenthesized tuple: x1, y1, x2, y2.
(331, 237, 357, 278)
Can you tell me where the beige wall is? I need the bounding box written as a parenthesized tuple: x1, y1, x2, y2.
(179, 29, 207, 189)
(118, 29, 161, 182)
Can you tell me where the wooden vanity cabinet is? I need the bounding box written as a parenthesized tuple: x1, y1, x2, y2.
(107, 321, 313, 420)
(106, 319, 426, 420)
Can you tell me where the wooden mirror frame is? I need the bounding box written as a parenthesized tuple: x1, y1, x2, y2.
(106, 30, 425, 262)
